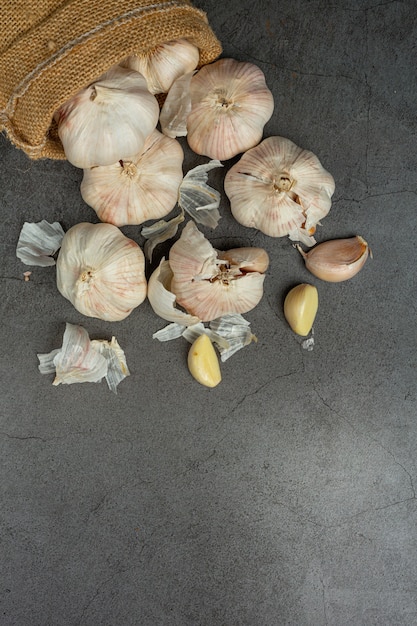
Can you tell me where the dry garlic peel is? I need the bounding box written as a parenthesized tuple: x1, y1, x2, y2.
(147, 258, 201, 326)
(121, 39, 200, 95)
(160, 70, 195, 138)
(188, 333, 221, 388)
(187, 58, 274, 161)
(297, 236, 369, 282)
(224, 136, 335, 242)
(56, 66, 159, 168)
(169, 221, 268, 322)
(81, 130, 184, 226)
(56, 223, 147, 321)
(284, 284, 318, 336)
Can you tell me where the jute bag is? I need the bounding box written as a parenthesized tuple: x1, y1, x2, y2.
(0, 0, 222, 160)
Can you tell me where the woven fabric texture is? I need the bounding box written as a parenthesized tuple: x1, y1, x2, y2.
(0, 0, 222, 160)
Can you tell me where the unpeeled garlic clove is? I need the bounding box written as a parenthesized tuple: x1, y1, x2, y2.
(284, 283, 318, 336)
(188, 333, 221, 388)
(296, 236, 370, 282)
(187, 58, 274, 161)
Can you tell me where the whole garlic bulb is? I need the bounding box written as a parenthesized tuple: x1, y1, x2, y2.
(169, 221, 269, 322)
(224, 136, 335, 244)
(80, 130, 184, 226)
(55, 66, 159, 169)
(121, 39, 200, 95)
(186, 58, 274, 161)
(56, 222, 147, 321)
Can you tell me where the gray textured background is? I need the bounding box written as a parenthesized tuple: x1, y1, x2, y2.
(1, 1, 416, 624)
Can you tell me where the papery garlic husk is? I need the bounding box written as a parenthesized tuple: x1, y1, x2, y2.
(121, 39, 200, 95)
(147, 258, 201, 326)
(187, 58, 274, 161)
(80, 130, 184, 226)
(55, 66, 159, 168)
(284, 284, 318, 336)
(56, 223, 147, 321)
(224, 136, 335, 243)
(296, 236, 370, 282)
(169, 221, 268, 322)
(188, 333, 222, 388)
(160, 70, 196, 138)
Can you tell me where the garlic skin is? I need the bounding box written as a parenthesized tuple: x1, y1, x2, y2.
(188, 333, 221, 388)
(121, 39, 200, 95)
(56, 223, 147, 321)
(297, 236, 370, 282)
(80, 130, 184, 226)
(284, 284, 318, 336)
(187, 58, 274, 161)
(169, 221, 268, 322)
(56, 66, 159, 168)
(224, 136, 335, 243)
(147, 258, 201, 326)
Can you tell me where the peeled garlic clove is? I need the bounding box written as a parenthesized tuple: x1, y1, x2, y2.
(56, 66, 159, 168)
(297, 236, 370, 282)
(80, 130, 184, 226)
(56, 223, 147, 321)
(187, 58, 274, 161)
(224, 136, 335, 240)
(284, 284, 318, 336)
(188, 333, 221, 388)
(121, 39, 200, 95)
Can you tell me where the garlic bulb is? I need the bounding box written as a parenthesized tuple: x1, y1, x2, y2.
(80, 130, 184, 226)
(296, 236, 370, 282)
(55, 66, 159, 168)
(224, 136, 335, 244)
(56, 222, 147, 321)
(169, 221, 268, 322)
(121, 39, 200, 95)
(187, 58, 274, 161)
(188, 333, 221, 388)
(284, 284, 318, 336)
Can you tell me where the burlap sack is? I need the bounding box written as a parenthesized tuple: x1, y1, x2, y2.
(0, 0, 222, 160)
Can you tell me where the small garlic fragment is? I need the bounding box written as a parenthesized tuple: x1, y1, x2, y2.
(16, 220, 65, 266)
(160, 70, 196, 138)
(296, 236, 370, 282)
(187, 58, 274, 161)
(178, 160, 223, 228)
(284, 284, 318, 336)
(187, 333, 221, 388)
(121, 39, 200, 95)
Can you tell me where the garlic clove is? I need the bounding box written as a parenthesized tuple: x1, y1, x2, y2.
(56, 222, 147, 321)
(80, 129, 184, 226)
(56, 66, 159, 168)
(187, 58, 274, 161)
(220, 247, 270, 274)
(284, 283, 318, 336)
(224, 136, 335, 241)
(147, 258, 201, 326)
(121, 39, 200, 95)
(187, 333, 222, 388)
(169, 221, 267, 322)
(296, 236, 370, 282)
